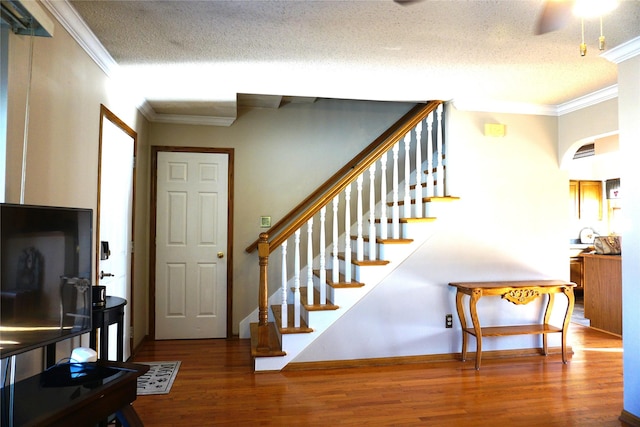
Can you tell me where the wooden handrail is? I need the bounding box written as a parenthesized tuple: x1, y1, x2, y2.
(245, 100, 443, 254)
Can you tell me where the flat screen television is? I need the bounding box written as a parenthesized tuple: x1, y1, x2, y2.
(0, 203, 93, 359)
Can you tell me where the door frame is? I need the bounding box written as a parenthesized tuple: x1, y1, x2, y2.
(149, 146, 234, 339)
(97, 104, 137, 354)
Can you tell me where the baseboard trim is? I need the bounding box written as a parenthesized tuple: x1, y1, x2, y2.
(620, 410, 640, 427)
(128, 334, 150, 361)
(283, 346, 573, 371)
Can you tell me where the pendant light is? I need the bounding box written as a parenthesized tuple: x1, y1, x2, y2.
(573, 0, 618, 57)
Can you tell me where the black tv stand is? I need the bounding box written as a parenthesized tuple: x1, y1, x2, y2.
(1, 360, 148, 427)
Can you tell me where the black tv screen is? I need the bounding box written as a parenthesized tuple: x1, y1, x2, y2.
(0, 204, 93, 359)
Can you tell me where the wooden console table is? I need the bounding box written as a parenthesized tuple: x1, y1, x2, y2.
(448, 280, 575, 370)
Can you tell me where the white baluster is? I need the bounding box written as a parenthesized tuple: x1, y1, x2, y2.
(356, 174, 364, 261)
(379, 153, 388, 239)
(414, 121, 423, 218)
(403, 133, 412, 218)
(319, 207, 327, 305)
(293, 229, 301, 328)
(281, 240, 288, 329)
(368, 162, 377, 260)
(306, 218, 314, 306)
(426, 111, 434, 198)
(344, 184, 352, 283)
(436, 104, 444, 197)
(332, 196, 339, 284)
(392, 142, 400, 239)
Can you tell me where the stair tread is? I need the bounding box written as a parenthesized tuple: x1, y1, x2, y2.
(298, 287, 340, 311)
(314, 269, 365, 288)
(336, 253, 390, 266)
(394, 195, 460, 206)
(374, 217, 437, 224)
(398, 196, 460, 206)
(271, 304, 314, 334)
(250, 322, 286, 358)
(351, 235, 413, 244)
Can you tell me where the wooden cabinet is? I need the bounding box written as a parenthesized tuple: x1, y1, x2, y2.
(582, 253, 621, 335)
(570, 180, 602, 221)
(570, 256, 583, 290)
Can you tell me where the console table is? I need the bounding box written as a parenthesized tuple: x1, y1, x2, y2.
(90, 296, 127, 361)
(448, 280, 575, 370)
(0, 360, 148, 427)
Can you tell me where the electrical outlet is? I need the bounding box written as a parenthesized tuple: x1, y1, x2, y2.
(445, 314, 453, 328)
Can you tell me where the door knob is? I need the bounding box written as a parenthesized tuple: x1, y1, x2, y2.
(217, 252, 224, 259)
(100, 270, 114, 279)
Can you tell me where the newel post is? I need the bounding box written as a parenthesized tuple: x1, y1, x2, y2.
(257, 232, 270, 351)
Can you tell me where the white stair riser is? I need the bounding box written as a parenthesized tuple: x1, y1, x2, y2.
(253, 212, 452, 371)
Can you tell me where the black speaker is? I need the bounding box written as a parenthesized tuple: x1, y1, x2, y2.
(92, 285, 106, 307)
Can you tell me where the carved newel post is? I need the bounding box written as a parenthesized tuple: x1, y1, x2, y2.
(257, 233, 270, 352)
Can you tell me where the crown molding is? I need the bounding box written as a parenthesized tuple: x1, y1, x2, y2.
(453, 83, 619, 116)
(41, 0, 236, 126)
(601, 36, 640, 64)
(139, 104, 237, 127)
(40, 0, 117, 77)
(152, 114, 237, 127)
(42, 0, 625, 122)
(556, 85, 618, 115)
(451, 99, 559, 116)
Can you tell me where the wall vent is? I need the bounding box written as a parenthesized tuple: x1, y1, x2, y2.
(573, 143, 595, 159)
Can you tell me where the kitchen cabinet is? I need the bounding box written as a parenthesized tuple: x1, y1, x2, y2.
(570, 256, 583, 290)
(582, 253, 621, 335)
(570, 180, 602, 221)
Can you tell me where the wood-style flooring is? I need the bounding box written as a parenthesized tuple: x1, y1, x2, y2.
(131, 323, 623, 426)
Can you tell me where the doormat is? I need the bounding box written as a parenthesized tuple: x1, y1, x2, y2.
(136, 361, 181, 395)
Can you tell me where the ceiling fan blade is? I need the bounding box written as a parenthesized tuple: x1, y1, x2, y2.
(393, 0, 423, 5)
(535, 0, 574, 35)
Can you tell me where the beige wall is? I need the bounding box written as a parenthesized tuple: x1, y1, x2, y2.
(5, 10, 149, 379)
(557, 98, 619, 165)
(148, 100, 415, 334)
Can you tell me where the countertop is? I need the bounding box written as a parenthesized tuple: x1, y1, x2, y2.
(581, 253, 622, 260)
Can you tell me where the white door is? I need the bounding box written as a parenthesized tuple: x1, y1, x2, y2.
(97, 109, 135, 360)
(155, 151, 228, 339)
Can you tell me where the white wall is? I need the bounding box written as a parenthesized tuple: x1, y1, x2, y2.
(294, 106, 570, 362)
(618, 53, 640, 421)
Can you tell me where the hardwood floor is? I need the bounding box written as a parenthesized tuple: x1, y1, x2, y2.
(131, 324, 623, 426)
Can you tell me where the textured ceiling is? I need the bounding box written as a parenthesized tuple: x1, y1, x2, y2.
(67, 0, 640, 120)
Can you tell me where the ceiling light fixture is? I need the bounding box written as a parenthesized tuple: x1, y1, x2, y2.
(572, 0, 618, 19)
(572, 0, 619, 56)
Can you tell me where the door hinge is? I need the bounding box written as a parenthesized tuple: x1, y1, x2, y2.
(130, 240, 134, 253)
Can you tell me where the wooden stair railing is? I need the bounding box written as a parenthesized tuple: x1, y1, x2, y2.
(245, 102, 442, 254)
(250, 100, 446, 356)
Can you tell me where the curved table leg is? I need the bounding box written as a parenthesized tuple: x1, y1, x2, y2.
(469, 289, 482, 370)
(561, 286, 575, 364)
(542, 293, 555, 356)
(455, 291, 468, 362)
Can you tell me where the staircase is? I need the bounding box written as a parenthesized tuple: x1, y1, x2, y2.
(243, 101, 458, 371)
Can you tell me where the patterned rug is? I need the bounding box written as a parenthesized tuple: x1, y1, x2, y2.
(136, 361, 181, 395)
